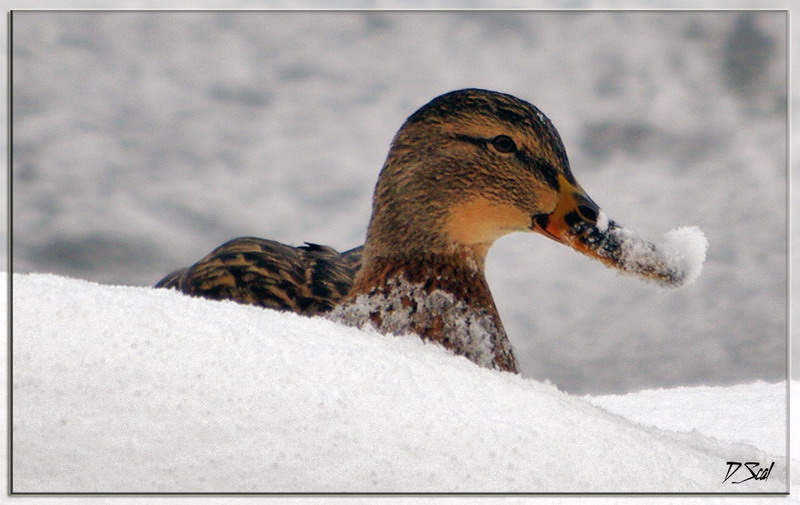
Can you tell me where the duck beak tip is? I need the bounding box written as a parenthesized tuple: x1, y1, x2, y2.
(531, 178, 707, 288)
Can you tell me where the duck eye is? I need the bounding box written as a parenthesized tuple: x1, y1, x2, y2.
(490, 135, 517, 153)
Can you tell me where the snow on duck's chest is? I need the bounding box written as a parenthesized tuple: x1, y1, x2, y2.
(328, 276, 503, 369)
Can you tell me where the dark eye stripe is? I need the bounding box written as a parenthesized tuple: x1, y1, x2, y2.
(454, 134, 560, 190)
(454, 134, 487, 149)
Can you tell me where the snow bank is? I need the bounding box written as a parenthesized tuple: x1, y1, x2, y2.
(11, 273, 787, 494)
(587, 381, 787, 457)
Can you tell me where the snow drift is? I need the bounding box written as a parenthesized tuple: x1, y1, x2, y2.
(11, 273, 787, 494)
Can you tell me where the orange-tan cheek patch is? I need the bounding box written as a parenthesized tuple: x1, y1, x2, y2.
(446, 197, 533, 246)
(535, 189, 558, 216)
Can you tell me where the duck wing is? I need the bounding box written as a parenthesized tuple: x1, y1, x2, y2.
(156, 237, 362, 316)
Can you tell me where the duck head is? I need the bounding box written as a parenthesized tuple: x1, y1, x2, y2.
(333, 89, 694, 373)
(359, 88, 680, 285)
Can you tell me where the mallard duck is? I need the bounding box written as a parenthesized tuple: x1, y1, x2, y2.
(157, 88, 689, 373)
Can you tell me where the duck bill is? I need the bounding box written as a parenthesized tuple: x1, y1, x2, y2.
(531, 174, 683, 286)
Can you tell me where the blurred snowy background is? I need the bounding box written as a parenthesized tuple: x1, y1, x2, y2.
(10, 10, 787, 394)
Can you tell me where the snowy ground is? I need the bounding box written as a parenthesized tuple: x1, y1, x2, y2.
(9, 8, 788, 395)
(10, 273, 790, 495)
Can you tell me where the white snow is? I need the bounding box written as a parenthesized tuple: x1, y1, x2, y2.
(661, 226, 711, 286)
(11, 272, 789, 495)
(595, 209, 610, 233)
(587, 381, 786, 457)
(606, 224, 709, 288)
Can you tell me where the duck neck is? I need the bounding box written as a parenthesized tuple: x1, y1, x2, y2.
(329, 248, 518, 373)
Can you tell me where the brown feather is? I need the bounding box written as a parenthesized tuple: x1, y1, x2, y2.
(156, 237, 362, 316)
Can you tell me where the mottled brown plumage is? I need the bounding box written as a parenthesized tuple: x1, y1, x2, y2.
(157, 237, 362, 315)
(335, 250, 518, 371)
(157, 88, 675, 373)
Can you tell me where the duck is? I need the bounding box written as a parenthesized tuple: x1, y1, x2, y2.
(157, 88, 684, 373)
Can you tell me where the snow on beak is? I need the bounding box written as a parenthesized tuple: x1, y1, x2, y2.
(531, 174, 709, 288)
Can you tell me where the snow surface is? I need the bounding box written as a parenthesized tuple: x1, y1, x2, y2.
(587, 381, 786, 457)
(10, 9, 788, 394)
(11, 273, 789, 495)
